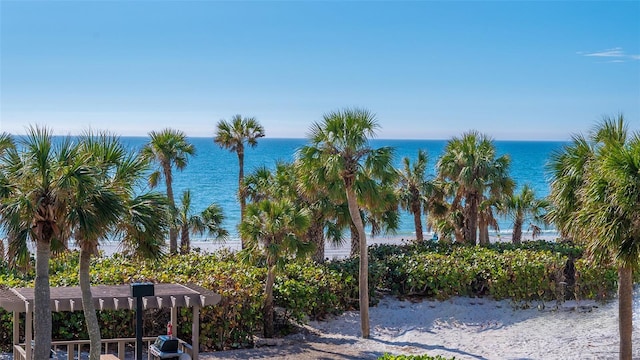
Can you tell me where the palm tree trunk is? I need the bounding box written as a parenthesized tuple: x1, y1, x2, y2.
(34, 238, 52, 360)
(309, 222, 325, 263)
(478, 223, 490, 245)
(512, 219, 523, 245)
(466, 193, 479, 245)
(238, 149, 247, 249)
(618, 265, 633, 360)
(264, 264, 276, 338)
(80, 246, 102, 360)
(412, 201, 423, 242)
(345, 187, 369, 339)
(350, 223, 359, 258)
(180, 225, 190, 254)
(163, 164, 177, 254)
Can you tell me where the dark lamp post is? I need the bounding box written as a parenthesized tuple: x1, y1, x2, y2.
(131, 283, 155, 360)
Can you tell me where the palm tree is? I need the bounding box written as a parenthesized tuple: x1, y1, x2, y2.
(299, 107, 394, 338)
(142, 128, 195, 254)
(116, 192, 171, 260)
(437, 131, 513, 245)
(239, 199, 311, 338)
(0, 127, 90, 359)
(176, 190, 228, 253)
(548, 115, 639, 359)
(396, 150, 431, 242)
(214, 115, 265, 248)
(500, 184, 549, 244)
(0, 133, 15, 262)
(68, 132, 171, 360)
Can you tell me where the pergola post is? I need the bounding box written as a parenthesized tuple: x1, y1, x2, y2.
(192, 305, 200, 360)
(12, 311, 19, 345)
(25, 301, 32, 360)
(170, 305, 177, 337)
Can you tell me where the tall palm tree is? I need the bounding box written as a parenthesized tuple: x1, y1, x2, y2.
(214, 115, 265, 248)
(142, 128, 195, 254)
(239, 199, 311, 338)
(437, 131, 513, 245)
(396, 149, 431, 242)
(299, 107, 394, 338)
(548, 115, 639, 359)
(0, 127, 89, 359)
(500, 184, 549, 244)
(72, 132, 128, 360)
(176, 190, 228, 253)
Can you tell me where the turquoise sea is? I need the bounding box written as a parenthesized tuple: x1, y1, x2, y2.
(119, 137, 565, 241)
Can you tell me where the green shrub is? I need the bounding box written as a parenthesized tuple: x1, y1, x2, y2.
(378, 353, 456, 360)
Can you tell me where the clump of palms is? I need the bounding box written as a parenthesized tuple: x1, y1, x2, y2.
(142, 128, 195, 254)
(0, 127, 97, 359)
(299, 107, 395, 338)
(548, 115, 639, 359)
(499, 184, 549, 244)
(214, 115, 265, 248)
(72, 131, 171, 360)
(176, 190, 228, 253)
(436, 130, 513, 245)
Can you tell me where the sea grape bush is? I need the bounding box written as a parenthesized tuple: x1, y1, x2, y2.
(0, 241, 627, 352)
(378, 354, 456, 360)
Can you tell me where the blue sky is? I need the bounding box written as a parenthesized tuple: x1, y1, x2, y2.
(1, 1, 638, 140)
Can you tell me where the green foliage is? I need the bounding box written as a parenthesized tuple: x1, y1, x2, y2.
(378, 354, 456, 360)
(0, 240, 624, 352)
(372, 241, 616, 304)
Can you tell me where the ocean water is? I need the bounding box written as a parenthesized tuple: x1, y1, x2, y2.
(118, 137, 565, 240)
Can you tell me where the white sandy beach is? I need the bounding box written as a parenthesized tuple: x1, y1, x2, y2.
(202, 292, 640, 360)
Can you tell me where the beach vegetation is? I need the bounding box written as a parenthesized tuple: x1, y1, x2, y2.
(0, 240, 629, 353)
(142, 128, 195, 254)
(214, 114, 265, 249)
(548, 115, 640, 359)
(378, 354, 456, 360)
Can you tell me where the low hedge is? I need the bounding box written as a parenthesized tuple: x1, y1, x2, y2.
(0, 241, 626, 353)
(378, 354, 456, 360)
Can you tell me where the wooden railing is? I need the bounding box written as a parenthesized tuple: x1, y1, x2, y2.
(13, 336, 193, 360)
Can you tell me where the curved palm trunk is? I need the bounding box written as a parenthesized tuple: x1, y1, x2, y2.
(618, 265, 633, 360)
(512, 218, 523, 245)
(264, 262, 276, 338)
(79, 246, 102, 360)
(345, 187, 369, 339)
(411, 199, 424, 242)
(350, 223, 359, 258)
(34, 238, 52, 360)
(163, 164, 177, 254)
(237, 148, 247, 249)
(308, 222, 325, 263)
(180, 225, 190, 254)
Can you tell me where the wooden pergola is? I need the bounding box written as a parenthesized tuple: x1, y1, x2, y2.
(0, 283, 221, 360)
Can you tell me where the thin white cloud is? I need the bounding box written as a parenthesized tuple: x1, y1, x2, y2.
(584, 47, 625, 57)
(579, 47, 640, 62)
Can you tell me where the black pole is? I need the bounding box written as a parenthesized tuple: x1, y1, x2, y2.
(131, 283, 154, 360)
(136, 296, 143, 360)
